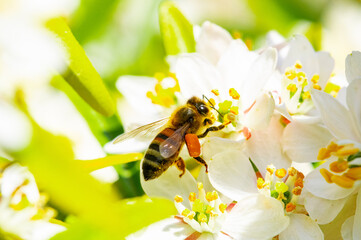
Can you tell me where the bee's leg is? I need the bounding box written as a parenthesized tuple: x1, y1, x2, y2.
(193, 156, 208, 173)
(197, 122, 230, 138)
(175, 157, 186, 178)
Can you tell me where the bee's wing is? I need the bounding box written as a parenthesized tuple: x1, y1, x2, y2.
(159, 123, 190, 158)
(113, 118, 170, 144)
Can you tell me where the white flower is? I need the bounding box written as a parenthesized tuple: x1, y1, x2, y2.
(207, 150, 324, 240)
(128, 181, 288, 240)
(0, 164, 66, 240)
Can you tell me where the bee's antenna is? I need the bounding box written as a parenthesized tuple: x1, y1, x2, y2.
(203, 94, 224, 119)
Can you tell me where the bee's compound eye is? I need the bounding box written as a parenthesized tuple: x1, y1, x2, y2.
(197, 104, 209, 115)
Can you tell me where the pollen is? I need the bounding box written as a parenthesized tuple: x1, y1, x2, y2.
(287, 83, 297, 93)
(331, 175, 355, 189)
(313, 84, 322, 90)
(229, 88, 240, 100)
(317, 147, 331, 160)
(206, 192, 213, 202)
(187, 211, 195, 220)
(320, 168, 334, 183)
(230, 106, 239, 115)
(219, 203, 227, 213)
(335, 144, 360, 158)
(275, 182, 289, 193)
(257, 177, 265, 189)
(211, 89, 220, 96)
(275, 168, 287, 178)
(285, 68, 296, 80)
(174, 195, 183, 203)
(288, 167, 297, 177)
(294, 61, 302, 69)
(292, 186, 302, 196)
(209, 98, 216, 107)
(344, 167, 361, 180)
(297, 72, 306, 82)
(189, 192, 196, 202)
(302, 91, 311, 99)
(286, 202, 296, 212)
(182, 208, 191, 217)
(211, 191, 219, 201)
(311, 74, 320, 84)
(294, 178, 304, 188)
(205, 205, 213, 214)
(329, 160, 348, 173)
(267, 165, 275, 175)
(198, 213, 208, 223)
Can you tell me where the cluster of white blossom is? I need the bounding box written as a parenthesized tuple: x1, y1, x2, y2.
(117, 22, 361, 240)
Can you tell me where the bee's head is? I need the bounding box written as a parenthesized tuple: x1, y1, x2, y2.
(187, 96, 210, 116)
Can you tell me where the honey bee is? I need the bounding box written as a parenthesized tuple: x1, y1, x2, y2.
(113, 96, 229, 181)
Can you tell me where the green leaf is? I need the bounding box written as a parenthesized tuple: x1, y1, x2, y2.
(305, 23, 322, 51)
(159, 1, 195, 55)
(46, 17, 115, 117)
(12, 91, 175, 239)
(75, 153, 143, 172)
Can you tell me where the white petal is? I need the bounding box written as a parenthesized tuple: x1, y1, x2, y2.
(173, 54, 223, 99)
(217, 39, 256, 92)
(246, 115, 291, 175)
(208, 150, 258, 200)
(304, 158, 358, 200)
(243, 93, 275, 131)
(303, 190, 347, 224)
(196, 21, 233, 65)
(266, 30, 285, 46)
(341, 216, 354, 240)
(126, 218, 194, 240)
(222, 194, 289, 240)
(141, 165, 197, 205)
(346, 51, 361, 83)
(282, 120, 333, 163)
(202, 137, 245, 162)
(241, 48, 277, 110)
(29, 221, 66, 240)
(279, 214, 323, 240)
(354, 191, 361, 240)
(346, 79, 361, 140)
(316, 51, 335, 89)
(311, 89, 360, 142)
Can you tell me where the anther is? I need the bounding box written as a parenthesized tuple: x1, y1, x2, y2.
(313, 84, 322, 90)
(275, 169, 287, 178)
(294, 178, 304, 188)
(286, 202, 296, 212)
(285, 68, 296, 80)
(219, 203, 227, 213)
(174, 195, 183, 203)
(211, 89, 220, 96)
(294, 61, 302, 69)
(198, 213, 208, 223)
(229, 88, 240, 100)
(320, 168, 334, 183)
(331, 175, 355, 189)
(257, 178, 265, 189)
(182, 208, 191, 217)
(292, 186, 302, 196)
(344, 167, 361, 180)
(311, 74, 320, 84)
(329, 160, 348, 173)
(335, 144, 359, 158)
(189, 192, 196, 202)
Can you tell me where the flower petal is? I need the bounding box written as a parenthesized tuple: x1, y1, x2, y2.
(354, 191, 361, 240)
(126, 217, 194, 240)
(346, 79, 361, 140)
(140, 165, 197, 205)
(311, 89, 360, 142)
(341, 216, 354, 240)
(243, 93, 275, 131)
(245, 115, 291, 174)
(279, 214, 323, 240)
(304, 158, 358, 200)
(303, 190, 347, 224)
(346, 51, 361, 83)
(208, 150, 258, 200)
(222, 194, 289, 240)
(241, 48, 277, 110)
(282, 120, 333, 163)
(173, 54, 223, 99)
(316, 51, 335, 89)
(202, 137, 245, 162)
(196, 21, 232, 65)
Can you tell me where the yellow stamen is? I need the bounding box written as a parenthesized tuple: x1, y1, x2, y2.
(198, 213, 208, 223)
(219, 203, 227, 213)
(329, 160, 348, 173)
(320, 168, 334, 183)
(294, 178, 304, 188)
(229, 88, 240, 100)
(318, 148, 331, 160)
(292, 186, 302, 196)
(206, 205, 213, 214)
(294, 61, 302, 69)
(206, 192, 213, 202)
(257, 178, 265, 189)
(344, 167, 361, 180)
(335, 144, 359, 158)
(182, 208, 191, 217)
(286, 202, 296, 212)
(297, 72, 306, 82)
(209, 98, 216, 107)
(311, 74, 320, 84)
(287, 83, 297, 93)
(174, 195, 183, 203)
(267, 166, 275, 175)
(288, 167, 297, 177)
(285, 68, 296, 80)
(211, 191, 219, 201)
(302, 91, 311, 99)
(154, 72, 165, 81)
(230, 106, 239, 115)
(331, 175, 355, 189)
(187, 211, 195, 220)
(189, 192, 196, 202)
(211, 89, 220, 96)
(275, 168, 287, 178)
(313, 84, 322, 90)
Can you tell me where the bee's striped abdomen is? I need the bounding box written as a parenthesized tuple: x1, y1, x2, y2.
(142, 128, 178, 180)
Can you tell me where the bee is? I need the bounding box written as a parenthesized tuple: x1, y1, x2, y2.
(113, 96, 229, 181)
